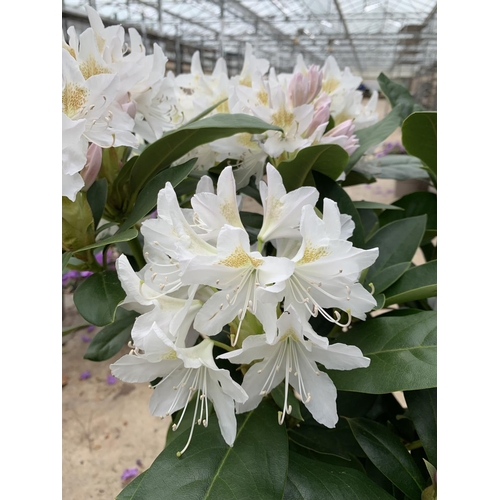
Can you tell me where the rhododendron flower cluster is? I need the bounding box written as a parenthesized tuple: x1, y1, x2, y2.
(110, 164, 378, 453)
(62, 8, 377, 200)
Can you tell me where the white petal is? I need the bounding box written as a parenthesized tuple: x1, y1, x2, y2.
(207, 375, 238, 446)
(309, 343, 370, 370)
(110, 355, 179, 383)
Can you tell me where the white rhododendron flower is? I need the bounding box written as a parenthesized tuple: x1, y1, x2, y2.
(107, 163, 378, 451)
(220, 306, 370, 427)
(111, 329, 247, 453)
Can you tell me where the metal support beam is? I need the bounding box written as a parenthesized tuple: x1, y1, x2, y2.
(332, 0, 363, 74)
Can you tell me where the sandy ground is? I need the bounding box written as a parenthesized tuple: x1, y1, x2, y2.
(62, 96, 425, 498)
(62, 294, 168, 500)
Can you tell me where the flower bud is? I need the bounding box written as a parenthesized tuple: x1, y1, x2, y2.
(288, 66, 323, 107)
(323, 119, 359, 155)
(122, 99, 137, 119)
(304, 102, 331, 137)
(81, 143, 102, 191)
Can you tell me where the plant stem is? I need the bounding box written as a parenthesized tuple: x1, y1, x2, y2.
(211, 341, 233, 352)
(257, 238, 264, 254)
(127, 237, 146, 268)
(62, 323, 90, 336)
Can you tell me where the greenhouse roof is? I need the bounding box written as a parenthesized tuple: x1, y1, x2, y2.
(62, 0, 437, 79)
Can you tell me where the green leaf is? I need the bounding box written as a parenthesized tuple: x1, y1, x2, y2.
(347, 417, 426, 500)
(86, 178, 108, 228)
(117, 399, 288, 499)
(370, 262, 411, 295)
(83, 309, 138, 361)
(129, 114, 281, 197)
(345, 105, 403, 173)
(378, 73, 424, 119)
(62, 251, 72, 272)
(379, 191, 436, 229)
(289, 442, 364, 472)
(71, 228, 138, 253)
(402, 112, 437, 176)
(278, 144, 348, 191)
(328, 311, 437, 393)
(272, 383, 303, 420)
(284, 451, 395, 500)
(365, 215, 427, 284)
(405, 389, 437, 466)
(353, 201, 404, 211)
(361, 154, 429, 181)
(358, 209, 379, 240)
(118, 159, 197, 232)
(313, 172, 364, 248)
(384, 261, 437, 306)
(183, 98, 228, 125)
(73, 271, 126, 326)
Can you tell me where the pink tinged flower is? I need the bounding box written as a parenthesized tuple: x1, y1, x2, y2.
(288, 66, 323, 107)
(220, 306, 370, 428)
(122, 99, 137, 119)
(322, 119, 360, 155)
(304, 102, 331, 138)
(81, 143, 102, 190)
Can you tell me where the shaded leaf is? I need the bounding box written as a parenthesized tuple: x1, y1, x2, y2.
(278, 144, 348, 191)
(347, 417, 426, 500)
(384, 261, 437, 306)
(129, 114, 281, 197)
(71, 228, 138, 253)
(118, 159, 197, 232)
(405, 389, 437, 466)
(284, 451, 394, 500)
(117, 399, 288, 499)
(62, 251, 72, 272)
(73, 271, 126, 326)
(328, 311, 437, 393)
(378, 73, 424, 119)
(84, 309, 138, 361)
(346, 105, 403, 173)
(272, 383, 303, 420)
(86, 178, 108, 228)
(402, 112, 437, 176)
(365, 215, 427, 284)
(371, 262, 411, 295)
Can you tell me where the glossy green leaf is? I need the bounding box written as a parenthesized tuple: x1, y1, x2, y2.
(328, 311, 437, 393)
(289, 442, 364, 472)
(354, 201, 404, 211)
(384, 261, 437, 306)
(370, 262, 411, 295)
(365, 215, 427, 284)
(86, 178, 108, 228)
(71, 228, 138, 253)
(405, 389, 437, 466)
(402, 112, 437, 176)
(183, 98, 228, 126)
(341, 169, 376, 187)
(129, 114, 281, 196)
(313, 172, 364, 248)
(347, 417, 426, 500)
(358, 208, 379, 240)
(284, 451, 395, 500)
(84, 309, 138, 361)
(118, 159, 197, 232)
(346, 105, 403, 173)
(378, 73, 424, 119)
(73, 271, 126, 326)
(117, 399, 288, 499)
(278, 144, 348, 191)
(379, 192, 436, 235)
(272, 383, 303, 420)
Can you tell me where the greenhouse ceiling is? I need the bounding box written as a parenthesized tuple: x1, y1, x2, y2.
(62, 0, 437, 79)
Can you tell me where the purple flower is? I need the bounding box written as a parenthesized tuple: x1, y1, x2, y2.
(86, 325, 96, 332)
(106, 374, 117, 385)
(121, 468, 139, 481)
(81, 335, 91, 343)
(79, 371, 91, 380)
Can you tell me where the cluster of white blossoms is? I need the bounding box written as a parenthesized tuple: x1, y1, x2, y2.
(62, 6, 182, 200)
(63, 8, 378, 201)
(110, 164, 379, 454)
